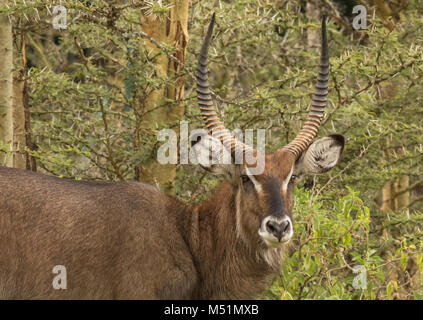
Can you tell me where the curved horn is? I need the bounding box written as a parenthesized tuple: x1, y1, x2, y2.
(196, 13, 252, 154)
(283, 16, 329, 159)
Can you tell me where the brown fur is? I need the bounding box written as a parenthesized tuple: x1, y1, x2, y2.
(0, 150, 297, 299)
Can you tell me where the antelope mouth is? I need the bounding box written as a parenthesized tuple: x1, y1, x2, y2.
(260, 235, 292, 248)
(258, 216, 293, 247)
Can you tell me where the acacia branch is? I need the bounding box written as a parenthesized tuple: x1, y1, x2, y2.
(394, 179, 423, 198)
(407, 195, 423, 209)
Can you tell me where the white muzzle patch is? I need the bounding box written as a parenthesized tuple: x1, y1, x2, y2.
(258, 215, 293, 247)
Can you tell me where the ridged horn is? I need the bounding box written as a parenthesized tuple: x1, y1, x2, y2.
(283, 16, 329, 159)
(196, 13, 252, 154)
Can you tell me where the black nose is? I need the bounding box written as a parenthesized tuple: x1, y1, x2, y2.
(266, 219, 291, 241)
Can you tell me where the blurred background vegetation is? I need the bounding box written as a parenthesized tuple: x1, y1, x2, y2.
(0, 0, 422, 299)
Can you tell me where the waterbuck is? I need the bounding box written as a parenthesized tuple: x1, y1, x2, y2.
(0, 15, 344, 299)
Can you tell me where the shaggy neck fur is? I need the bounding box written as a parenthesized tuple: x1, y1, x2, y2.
(183, 182, 285, 299)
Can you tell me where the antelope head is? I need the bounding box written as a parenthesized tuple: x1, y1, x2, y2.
(192, 14, 344, 249)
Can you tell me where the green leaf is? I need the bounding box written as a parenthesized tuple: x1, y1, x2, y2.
(400, 253, 408, 271)
(386, 283, 393, 298)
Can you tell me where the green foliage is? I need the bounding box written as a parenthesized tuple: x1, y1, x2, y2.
(266, 187, 423, 300)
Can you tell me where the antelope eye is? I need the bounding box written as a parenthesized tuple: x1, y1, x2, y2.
(241, 175, 250, 184)
(290, 175, 297, 182)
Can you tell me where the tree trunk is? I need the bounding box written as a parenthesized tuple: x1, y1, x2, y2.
(378, 82, 407, 213)
(0, 12, 13, 167)
(137, 0, 189, 191)
(381, 181, 393, 212)
(12, 79, 26, 169)
(397, 175, 410, 212)
(13, 26, 36, 171)
(13, 32, 26, 169)
(306, 0, 320, 48)
(371, 0, 408, 30)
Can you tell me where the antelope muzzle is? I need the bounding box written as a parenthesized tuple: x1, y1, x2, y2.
(259, 216, 293, 247)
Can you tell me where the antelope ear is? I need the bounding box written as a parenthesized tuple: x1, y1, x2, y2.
(295, 134, 344, 175)
(190, 132, 237, 178)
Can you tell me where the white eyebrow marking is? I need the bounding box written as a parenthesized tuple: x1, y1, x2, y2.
(245, 167, 262, 193)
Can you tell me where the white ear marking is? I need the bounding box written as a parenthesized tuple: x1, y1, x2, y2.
(296, 135, 344, 175)
(190, 133, 235, 176)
